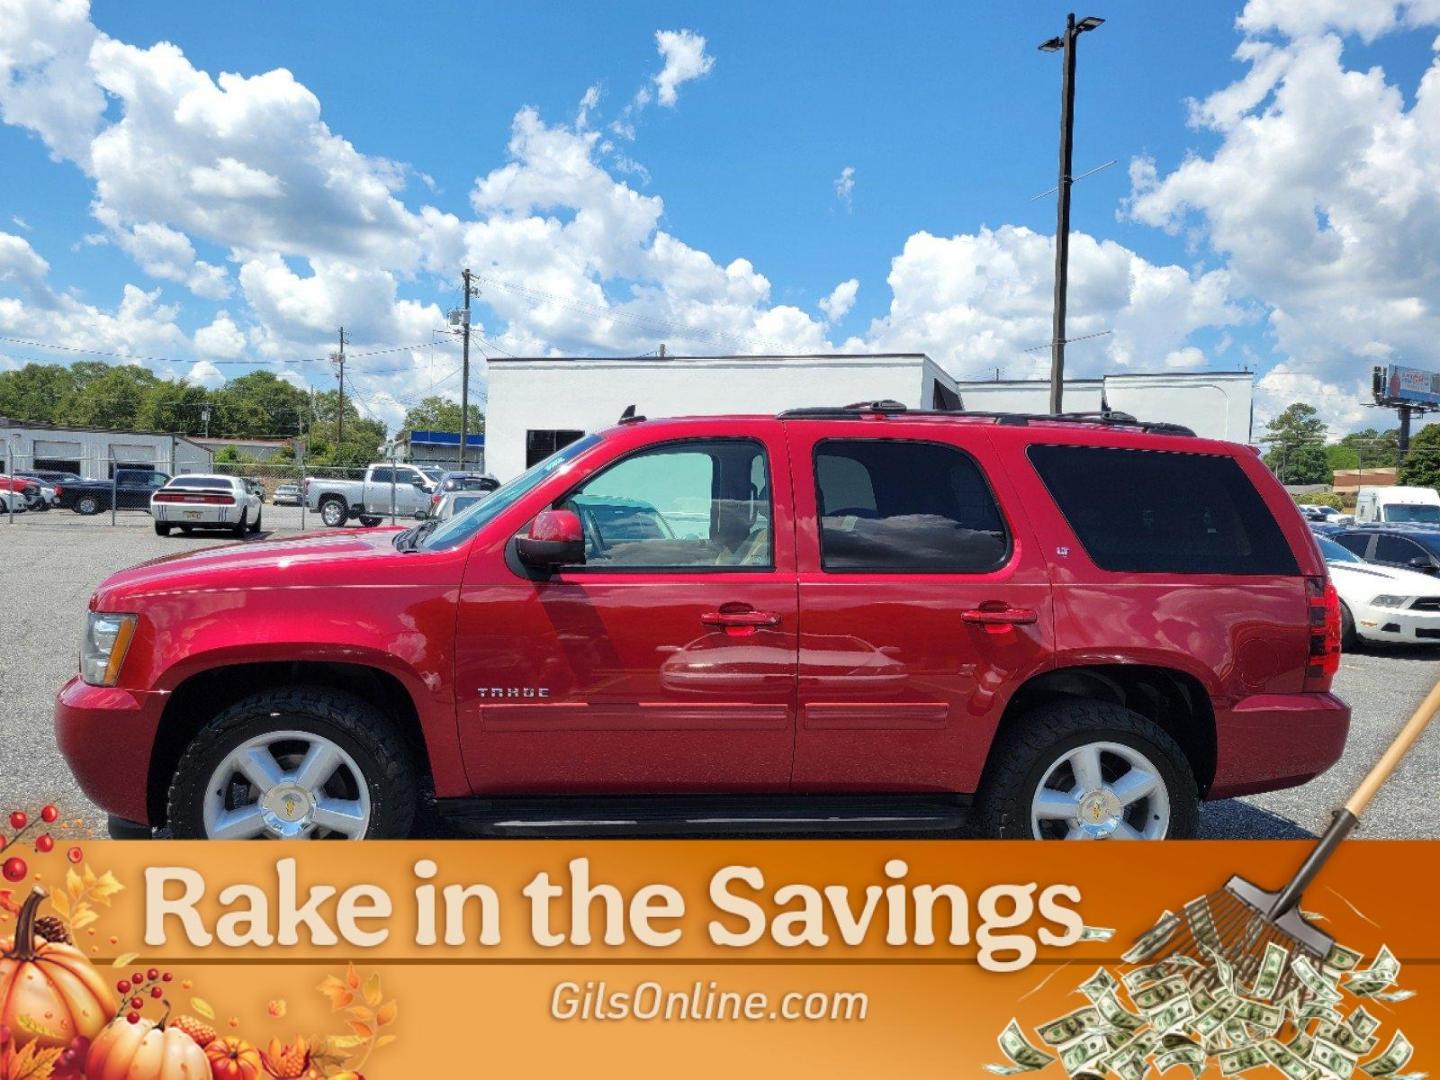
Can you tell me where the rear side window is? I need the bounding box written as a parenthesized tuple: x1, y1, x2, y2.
(1028, 445, 1299, 575)
(1335, 533, 1370, 559)
(814, 439, 1008, 572)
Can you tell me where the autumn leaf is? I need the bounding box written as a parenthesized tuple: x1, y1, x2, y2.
(323, 1035, 366, 1052)
(47, 892, 67, 919)
(191, 998, 216, 1020)
(317, 975, 354, 1011)
(65, 868, 83, 902)
(346, 1020, 373, 1040)
(70, 908, 98, 932)
(361, 972, 382, 1007)
(374, 1034, 397, 1050)
(82, 864, 96, 889)
(111, 952, 138, 968)
(345, 1006, 373, 1024)
(15, 1014, 64, 1040)
(375, 1000, 397, 1027)
(344, 962, 360, 990)
(4, 1041, 64, 1080)
(90, 870, 124, 905)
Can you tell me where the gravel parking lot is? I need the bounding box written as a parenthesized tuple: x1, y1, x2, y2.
(3, 507, 1438, 839)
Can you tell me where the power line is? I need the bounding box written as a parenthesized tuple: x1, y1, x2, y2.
(0, 334, 447, 367)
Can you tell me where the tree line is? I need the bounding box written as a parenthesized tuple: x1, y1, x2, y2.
(1261, 401, 1440, 488)
(0, 361, 481, 468)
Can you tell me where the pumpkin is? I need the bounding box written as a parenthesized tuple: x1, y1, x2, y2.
(86, 1011, 210, 1080)
(206, 1036, 264, 1080)
(0, 888, 115, 1049)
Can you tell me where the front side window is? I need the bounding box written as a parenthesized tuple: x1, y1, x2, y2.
(370, 467, 394, 484)
(558, 440, 772, 569)
(1335, 533, 1370, 559)
(1028, 445, 1298, 575)
(1374, 534, 1424, 565)
(814, 439, 1008, 572)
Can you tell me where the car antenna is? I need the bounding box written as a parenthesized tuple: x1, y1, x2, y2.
(618, 404, 646, 424)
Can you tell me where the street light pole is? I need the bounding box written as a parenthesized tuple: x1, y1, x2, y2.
(1039, 14, 1104, 414)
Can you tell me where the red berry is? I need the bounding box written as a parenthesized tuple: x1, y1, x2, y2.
(130, 996, 143, 1010)
(161, 972, 173, 982)
(150, 986, 162, 999)
(116, 980, 130, 994)
(35, 834, 54, 853)
(1, 857, 26, 882)
(132, 972, 144, 985)
(126, 1012, 140, 1024)
(9, 812, 26, 831)
(40, 805, 58, 824)
(147, 967, 159, 981)
(66, 846, 82, 864)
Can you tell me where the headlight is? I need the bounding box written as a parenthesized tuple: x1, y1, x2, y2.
(1370, 595, 1410, 609)
(80, 612, 137, 686)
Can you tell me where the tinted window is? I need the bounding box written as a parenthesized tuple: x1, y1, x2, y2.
(1317, 537, 1361, 563)
(814, 440, 1008, 572)
(1028, 445, 1298, 575)
(1335, 533, 1370, 558)
(370, 467, 394, 484)
(167, 476, 234, 490)
(1374, 534, 1427, 565)
(559, 440, 771, 569)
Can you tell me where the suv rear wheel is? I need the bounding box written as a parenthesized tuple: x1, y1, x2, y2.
(166, 687, 418, 840)
(976, 699, 1198, 840)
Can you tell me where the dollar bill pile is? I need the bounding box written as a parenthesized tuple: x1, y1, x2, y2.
(986, 912, 1421, 1080)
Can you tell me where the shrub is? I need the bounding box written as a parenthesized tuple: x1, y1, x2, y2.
(1297, 492, 1342, 509)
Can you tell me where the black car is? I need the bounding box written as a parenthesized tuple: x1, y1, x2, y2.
(61, 469, 171, 515)
(436, 470, 500, 494)
(1332, 524, 1440, 576)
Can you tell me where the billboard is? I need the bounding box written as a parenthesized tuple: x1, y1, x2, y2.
(1379, 363, 1440, 406)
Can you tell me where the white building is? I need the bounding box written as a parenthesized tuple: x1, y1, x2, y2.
(482, 354, 1254, 480)
(0, 418, 213, 479)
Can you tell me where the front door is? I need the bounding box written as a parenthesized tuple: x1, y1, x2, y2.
(786, 425, 1053, 794)
(456, 426, 798, 793)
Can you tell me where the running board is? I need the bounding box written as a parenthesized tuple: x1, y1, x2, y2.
(431, 794, 971, 837)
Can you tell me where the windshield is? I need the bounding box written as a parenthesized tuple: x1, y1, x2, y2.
(1317, 536, 1361, 563)
(417, 434, 601, 551)
(1384, 504, 1440, 524)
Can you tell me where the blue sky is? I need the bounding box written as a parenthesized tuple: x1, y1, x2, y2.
(3, 1, 1439, 432)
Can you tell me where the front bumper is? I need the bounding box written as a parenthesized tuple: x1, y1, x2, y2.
(1209, 691, 1350, 798)
(1357, 604, 1440, 644)
(55, 675, 168, 824)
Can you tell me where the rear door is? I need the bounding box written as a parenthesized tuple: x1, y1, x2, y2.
(786, 422, 1054, 794)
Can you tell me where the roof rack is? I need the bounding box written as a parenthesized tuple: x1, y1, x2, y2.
(776, 401, 1195, 437)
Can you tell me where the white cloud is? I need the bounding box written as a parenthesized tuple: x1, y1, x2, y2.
(834, 165, 855, 211)
(652, 29, 714, 107)
(0, 0, 104, 164)
(188, 358, 225, 388)
(0, 230, 55, 305)
(1237, 0, 1440, 43)
(189, 157, 283, 199)
(193, 310, 246, 358)
(575, 84, 601, 130)
(9, 215, 30, 232)
(93, 212, 231, 299)
(819, 278, 859, 322)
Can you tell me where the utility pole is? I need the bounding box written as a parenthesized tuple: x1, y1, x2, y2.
(1039, 14, 1105, 414)
(331, 328, 348, 447)
(200, 402, 212, 438)
(460, 270, 472, 471)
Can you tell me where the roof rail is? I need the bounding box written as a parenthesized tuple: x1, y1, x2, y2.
(776, 401, 1195, 436)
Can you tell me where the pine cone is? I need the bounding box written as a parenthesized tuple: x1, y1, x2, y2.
(33, 914, 70, 944)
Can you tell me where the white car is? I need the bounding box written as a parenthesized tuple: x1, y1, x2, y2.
(151, 474, 263, 538)
(1318, 535, 1440, 647)
(1298, 504, 1353, 525)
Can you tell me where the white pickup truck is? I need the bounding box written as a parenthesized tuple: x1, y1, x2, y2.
(304, 463, 436, 527)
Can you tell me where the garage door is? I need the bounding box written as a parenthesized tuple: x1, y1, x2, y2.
(109, 443, 159, 469)
(35, 439, 83, 459)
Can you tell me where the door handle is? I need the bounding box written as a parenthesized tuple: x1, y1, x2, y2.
(961, 605, 1038, 626)
(701, 608, 781, 632)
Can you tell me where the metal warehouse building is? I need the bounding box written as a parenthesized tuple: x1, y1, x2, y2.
(482, 353, 1254, 480)
(0, 418, 213, 479)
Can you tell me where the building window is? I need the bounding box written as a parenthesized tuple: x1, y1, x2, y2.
(526, 429, 585, 469)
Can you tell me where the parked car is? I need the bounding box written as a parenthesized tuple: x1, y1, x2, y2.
(57, 405, 1347, 842)
(1309, 520, 1345, 537)
(272, 483, 302, 506)
(304, 462, 435, 527)
(427, 471, 500, 515)
(0, 474, 42, 509)
(0, 488, 27, 514)
(1332, 524, 1440, 576)
(1354, 485, 1440, 525)
(60, 469, 170, 515)
(1297, 503, 1353, 525)
(241, 477, 267, 503)
(151, 474, 264, 537)
(428, 490, 491, 521)
(1317, 535, 1440, 648)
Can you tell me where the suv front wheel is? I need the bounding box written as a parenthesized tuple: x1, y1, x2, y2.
(167, 687, 418, 839)
(976, 699, 1198, 840)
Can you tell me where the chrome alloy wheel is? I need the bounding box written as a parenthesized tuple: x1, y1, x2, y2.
(1029, 740, 1170, 840)
(201, 730, 371, 839)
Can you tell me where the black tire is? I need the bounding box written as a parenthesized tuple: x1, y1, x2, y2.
(249, 509, 262, 534)
(75, 494, 102, 515)
(1339, 601, 1358, 651)
(320, 496, 348, 528)
(231, 510, 247, 538)
(358, 515, 382, 527)
(154, 522, 171, 536)
(975, 699, 1199, 840)
(166, 686, 419, 840)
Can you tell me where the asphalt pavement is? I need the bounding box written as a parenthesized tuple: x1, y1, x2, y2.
(2, 507, 1437, 839)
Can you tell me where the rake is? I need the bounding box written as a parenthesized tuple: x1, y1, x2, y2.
(1131, 679, 1440, 1004)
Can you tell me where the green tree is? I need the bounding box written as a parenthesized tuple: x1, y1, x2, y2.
(1262, 403, 1331, 485)
(136, 379, 211, 435)
(215, 371, 310, 439)
(58, 364, 160, 429)
(1399, 423, 1440, 489)
(401, 395, 483, 435)
(0, 363, 78, 422)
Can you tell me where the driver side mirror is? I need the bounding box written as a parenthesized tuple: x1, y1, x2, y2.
(517, 509, 585, 568)
(1409, 556, 1436, 572)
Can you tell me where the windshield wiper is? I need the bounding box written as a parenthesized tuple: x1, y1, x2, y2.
(395, 518, 440, 552)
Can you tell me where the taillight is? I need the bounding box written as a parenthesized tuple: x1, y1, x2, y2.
(431, 493, 441, 507)
(1304, 575, 1341, 690)
(54, 485, 63, 497)
(154, 492, 235, 505)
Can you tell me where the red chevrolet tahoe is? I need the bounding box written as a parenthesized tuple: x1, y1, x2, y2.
(56, 404, 1348, 841)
